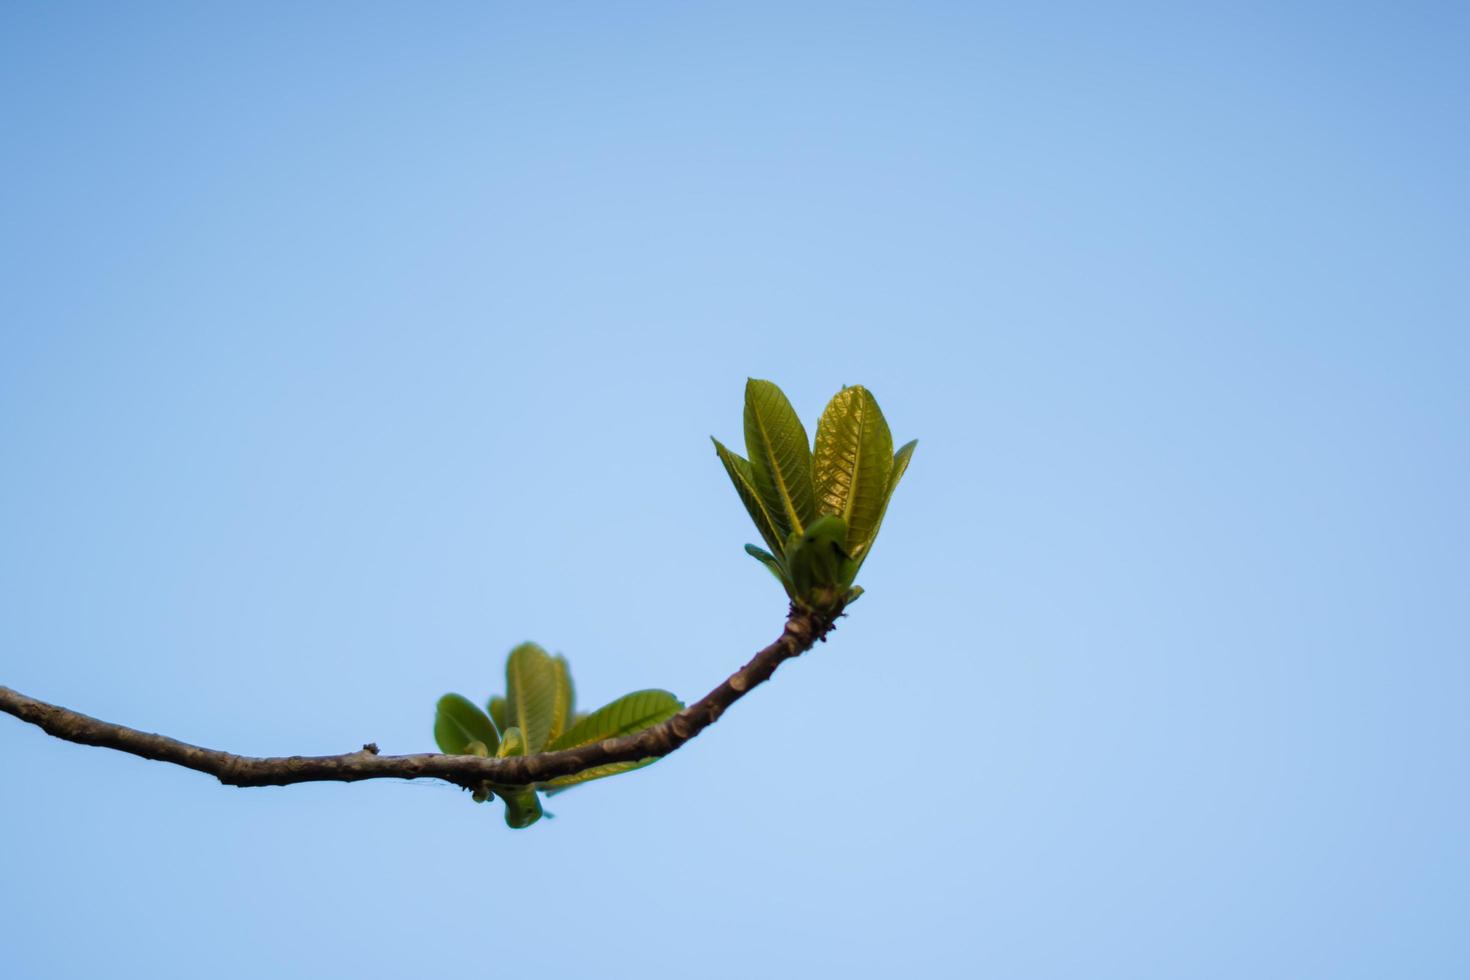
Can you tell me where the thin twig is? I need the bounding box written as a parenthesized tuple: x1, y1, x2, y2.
(0, 605, 838, 790)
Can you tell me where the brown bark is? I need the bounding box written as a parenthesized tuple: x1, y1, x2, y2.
(0, 605, 838, 790)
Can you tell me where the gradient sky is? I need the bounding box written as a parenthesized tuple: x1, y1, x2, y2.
(2, 3, 1467, 978)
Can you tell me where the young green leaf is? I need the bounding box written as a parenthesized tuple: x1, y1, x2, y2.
(785, 514, 852, 607)
(488, 696, 509, 734)
(712, 437, 788, 557)
(497, 788, 544, 829)
(547, 654, 575, 745)
(434, 693, 501, 756)
(888, 439, 917, 500)
(743, 379, 816, 539)
(504, 642, 561, 754)
(744, 543, 794, 596)
(496, 725, 526, 758)
(813, 385, 893, 557)
(853, 438, 917, 566)
(548, 689, 683, 751)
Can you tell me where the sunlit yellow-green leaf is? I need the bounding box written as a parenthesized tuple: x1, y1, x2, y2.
(434, 693, 500, 756)
(813, 385, 893, 557)
(743, 379, 816, 539)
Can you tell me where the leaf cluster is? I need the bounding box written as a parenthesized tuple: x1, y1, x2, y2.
(434, 643, 683, 828)
(713, 379, 916, 610)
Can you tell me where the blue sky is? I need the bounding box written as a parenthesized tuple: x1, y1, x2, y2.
(2, 3, 1466, 977)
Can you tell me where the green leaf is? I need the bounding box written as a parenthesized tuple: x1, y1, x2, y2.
(743, 379, 816, 539)
(497, 788, 544, 829)
(547, 654, 575, 745)
(504, 642, 561, 754)
(889, 439, 917, 495)
(548, 689, 683, 751)
(713, 438, 787, 557)
(488, 695, 509, 734)
(785, 514, 851, 608)
(813, 385, 893, 557)
(543, 758, 659, 792)
(853, 439, 917, 569)
(542, 689, 681, 792)
(744, 543, 794, 596)
(434, 693, 501, 756)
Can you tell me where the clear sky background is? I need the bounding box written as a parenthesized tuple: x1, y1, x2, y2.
(2, 3, 1466, 978)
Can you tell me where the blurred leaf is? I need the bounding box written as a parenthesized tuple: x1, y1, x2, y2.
(743, 379, 816, 539)
(434, 693, 500, 756)
(713, 438, 787, 557)
(813, 385, 893, 557)
(543, 758, 659, 792)
(505, 642, 560, 753)
(549, 689, 683, 751)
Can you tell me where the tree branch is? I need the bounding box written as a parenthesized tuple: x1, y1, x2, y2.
(0, 605, 839, 790)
